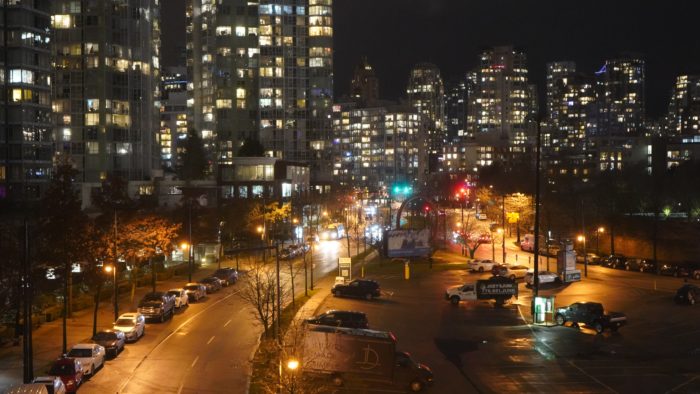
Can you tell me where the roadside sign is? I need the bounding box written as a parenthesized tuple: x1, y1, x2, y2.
(339, 257, 352, 281)
(476, 276, 518, 300)
(507, 212, 519, 224)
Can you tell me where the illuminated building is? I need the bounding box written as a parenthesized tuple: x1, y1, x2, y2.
(0, 0, 53, 203)
(187, 0, 334, 184)
(159, 68, 189, 169)
(444, 77, 467, 140)
(332, 103, 429, 191)
(407, 63, 444, 169)
(666, 75, 700, 136)
(465, 46, 535, 169)
(51, 0, 161, 182)
(594, 56, 645, 137)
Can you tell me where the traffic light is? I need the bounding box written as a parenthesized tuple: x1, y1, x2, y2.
(391, 184, 413, 196)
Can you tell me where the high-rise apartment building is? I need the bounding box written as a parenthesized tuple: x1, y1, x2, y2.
(0, 0, 53, 204)
(159, 67, 188, 170)
(465, 46, 534, 168)
(666, 75, 700, 136)
(546, 61, 576, 125)
(350, 57, 379, 106)
(332, 103, 428, 191)
(407, 63, 444, 160)
(187, 0, 334, 184)
(51, 0, 161, 183)
(444, 77, 467, 141)
(594, 56, 645, 136)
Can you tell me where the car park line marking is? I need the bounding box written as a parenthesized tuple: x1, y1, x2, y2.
(118, 288, 242, 393)
(666, 374, 700, 393)
(207, 335, 215, 345)
(224, 319, 232, 327)
(516, 305, 619, 394)
(190, 355, 199, 368)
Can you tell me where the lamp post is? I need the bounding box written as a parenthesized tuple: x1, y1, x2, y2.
(501, 194, 506, 263)
(286, 357, 300, 393)
(217, 221, 226, 269)
(497, 228, 505, 264)
(188, 199, 194, 282)
(596, 227, 605, 256)
(104, 264, 118, 321)
(577, 234, 587, 277)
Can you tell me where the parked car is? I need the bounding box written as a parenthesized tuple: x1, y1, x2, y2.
(48, 356, 83, 393)
(554, 302, 627, 334)
(538, 243, 561, 257)
(167, 288, 189, 308)
(467, 259, 496, 273)
(492, 264, 529, 280)
(659, 262, 694, 277)
(639, 259, 658, 273)
(113, 312, 146, 342)
(91, 329, 125, 357)
(525, 270, 560, 287)
(601, 254, 627, 269)
(137, 291, 176, 322)
(5, 384, 50, 394)
(199, 277, 223, 293)
(331, 279, 381, 300)
(477, 233, 492, 244)
(184, 282, 206, 302)
(213, 268, 238, 286)
(674, 284, 700, 305)
(66, 343, 105, 376)
(694, 269, 700, 280)
(32, 376, 66, 394)
(305, 310, 369, 329)
(576, 253, 601, 265)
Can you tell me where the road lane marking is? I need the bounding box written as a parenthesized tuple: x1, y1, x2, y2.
(207, 335, 215, 345)
(224, 319, 232, 327)
(191, 356, 199, 368)
(118, 288, 242, 393)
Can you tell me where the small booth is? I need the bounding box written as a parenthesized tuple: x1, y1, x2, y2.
(532, 296, 556, 325)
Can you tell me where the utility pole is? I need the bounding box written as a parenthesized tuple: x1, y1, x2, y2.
(581, 200, 588, 278)
(113, 211, 119, 321)
(188, 199, 193, 282)
(532, 118, 542, 300)
(275, 243, 281, 344)
(502, 194, 506, 264)
(22, 220, 33, 383)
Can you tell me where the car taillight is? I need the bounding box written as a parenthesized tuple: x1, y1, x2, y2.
(66, 379, 75, 388)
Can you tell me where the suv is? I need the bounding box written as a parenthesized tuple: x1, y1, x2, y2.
(602, 254, 626, 269)
(555, 302, 627, 334)
(213, 268, 238, 286)
(331, 279, 381, 300)
(305, 310, 369, 329)
(137, 292, 175, 322)
(48, 356, 83, 393)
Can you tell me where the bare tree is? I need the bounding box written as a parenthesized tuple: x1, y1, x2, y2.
(238, 260, 277, 337)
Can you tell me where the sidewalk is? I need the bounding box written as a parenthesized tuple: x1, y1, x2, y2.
(0, 260, 238, 390)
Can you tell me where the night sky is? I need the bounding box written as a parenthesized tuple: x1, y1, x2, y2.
(162, 1, 700, 118)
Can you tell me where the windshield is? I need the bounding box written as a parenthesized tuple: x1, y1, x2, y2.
(143, 293, 163, 301)
(67, 348, 92, 358)
(93, 332, 116, 340)
(115, 318, 135, 326)
(184, 285, 199, 291)
(167, 291, 180, 297)
(49, 363, 75, 375)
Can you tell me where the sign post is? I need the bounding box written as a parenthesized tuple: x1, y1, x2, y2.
(338, 257, 352, 282)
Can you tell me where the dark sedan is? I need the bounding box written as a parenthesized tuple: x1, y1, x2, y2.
(305, 310, 369, 329)
(331, 279, 381, 300)
(199, 277, 223, 293)
(602, 254, 627, 269)
(659, 262, 694, 277)
(92, 329, 125, 357)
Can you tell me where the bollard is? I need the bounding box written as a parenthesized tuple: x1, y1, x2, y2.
(515, 254, 518, 262)
(361, 265, 365, 278)
(528, 256, 531, 265)
(404, 261, 410, 280)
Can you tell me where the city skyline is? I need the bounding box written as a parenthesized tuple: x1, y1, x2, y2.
(160, 0, 700, 118)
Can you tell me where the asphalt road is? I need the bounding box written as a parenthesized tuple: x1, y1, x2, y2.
(72, 241, 348, 393)
(313, 259, 700, 393)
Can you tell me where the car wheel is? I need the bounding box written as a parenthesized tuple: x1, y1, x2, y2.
(332, 375, 344, 387)
(689, 293, 696, 305)
(674, 271, 680, 277)
(409, 380, 423, 392)
(364, 293, 372, 301)
(555, 314, 565, 326)
(593, 322, 604, 334)
(478, 267, 484, 273)
(694, 274, 700, 280)
(159, 313, 164, 323)
(625, 265, 630, 271)
(450, 296, 460, 305)
(509, 275, 516, 280)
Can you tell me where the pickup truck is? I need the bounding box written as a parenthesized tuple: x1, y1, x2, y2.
(554, 302, 627, 334)
(302, 326, 433, 392)
(137, 291, 175, 322)
(445, 283, 477, 305)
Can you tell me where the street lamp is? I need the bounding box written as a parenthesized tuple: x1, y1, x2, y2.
(596, 227, 605, 255)
(497, 228, 505, 264)
(286, 357, 300, 393)
(104, 264, 118, 321)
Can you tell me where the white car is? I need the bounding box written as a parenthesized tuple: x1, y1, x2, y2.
(445, 283, 477, 304)
(32, 376, 66, 394)
(113, 312, 146, 342)
(494, 264, 530, 280)
(167, 288, 189, 308)
(468, 259, 496, 273)
(66, 343, 106, 376)
(525, 270, 560, 286)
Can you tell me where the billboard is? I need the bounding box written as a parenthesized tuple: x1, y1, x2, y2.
(386, 229, 432, 258)
(476, 276, 518, 300)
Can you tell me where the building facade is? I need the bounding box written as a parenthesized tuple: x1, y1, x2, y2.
(187, 0, 334, 183)
(666, 75, 700, 136)
(0, 0, 53, 204)
(350, 57, 379, 106)
(594, 56, 645, 137)
(332, 103, 428, 191)
(51, 0, 161, 183)
(159, 67, 188, 170)
(407, 63, 444, 163)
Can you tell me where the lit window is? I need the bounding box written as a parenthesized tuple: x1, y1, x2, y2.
(51, 15, 73, 29)
(86, 141, 99, 154)
(235, 26, 246, 36)
(85, 113, 99, 126)
(236, 88, 246, 99)
(216, 99, 232, 109)
(216, 26, 231, 36)
(62, 128, 71, 142)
